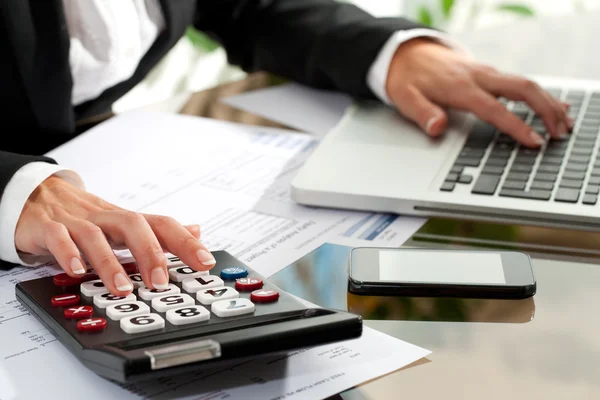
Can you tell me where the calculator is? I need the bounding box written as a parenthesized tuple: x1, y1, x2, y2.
(15, 251, 362, 383)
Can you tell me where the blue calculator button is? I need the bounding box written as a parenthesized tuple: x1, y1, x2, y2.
(220, 267, 248, 280)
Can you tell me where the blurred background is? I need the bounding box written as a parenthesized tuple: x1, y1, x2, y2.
(113, 0, 600, 113)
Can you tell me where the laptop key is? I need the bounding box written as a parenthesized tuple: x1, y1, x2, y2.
(510, 164, 533, 173)
(537, 164, 560, 174)
(562, 171, 586, 181)
(499, 189, 552, 200)
(585, 185, 600, 194)
(559, 179, 583, 189)
(471, 174, 501, 195)
(589, 176, 600, 185)
(531, 181, 554, 191)
(591, 168, 600, 176)
(486, 158, 509, 167)
(440, 181, 455, 192)
(502, 181, 526, 190)
(465, 121, 496, 148)
(582, 194, 598, 205)
(450, 165, 464, 174)
(481, 166, 504, 175)
(533, 173, 557, 182)
(446, 173, 459, 182)
(554, 188, 580, 203)
(568, 155, 591, 165)
(458, 174, 473, 184)
(565, 163, 587, 172)
(455, 157, 481, 167)
(540, 156, 564, 166)
(506, 172, 530, 182)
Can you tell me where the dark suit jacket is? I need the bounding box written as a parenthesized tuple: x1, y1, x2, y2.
(0, 0, 424, 211)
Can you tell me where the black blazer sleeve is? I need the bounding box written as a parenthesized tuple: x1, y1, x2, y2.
(194, 0, 426, 99)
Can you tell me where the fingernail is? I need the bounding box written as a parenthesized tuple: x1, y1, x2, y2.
(567, 117, 575, 130)
(530, 131, 545, 146)
(557, 121, 567, 136)
(151, 267, 169, 289)
(114, 272, 133, 292)
(425, 115, 441, 135)
(197, 250, 216, 266)
(70, 258, 86, 275)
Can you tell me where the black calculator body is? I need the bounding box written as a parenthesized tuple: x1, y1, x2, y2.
(15, 251, 362, 383)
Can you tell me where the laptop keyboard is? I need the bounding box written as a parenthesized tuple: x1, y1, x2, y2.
(440, 88, 600, 205)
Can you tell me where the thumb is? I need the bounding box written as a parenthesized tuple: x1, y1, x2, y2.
(390, 85, 448, 137)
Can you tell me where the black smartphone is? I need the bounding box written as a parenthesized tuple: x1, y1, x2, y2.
(348, 247, 536, 299)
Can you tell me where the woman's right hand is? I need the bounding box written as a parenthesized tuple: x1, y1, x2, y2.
(15, 175, 216, 295)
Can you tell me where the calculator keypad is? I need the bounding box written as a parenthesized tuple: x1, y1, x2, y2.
(54, 259, 282, 336)
(120, 313, 165, 334)
(151, 293, 194, 312)
(106, 301, 150, 321)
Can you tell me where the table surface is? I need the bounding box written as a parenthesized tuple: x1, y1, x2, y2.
(166, 11, 600, 400)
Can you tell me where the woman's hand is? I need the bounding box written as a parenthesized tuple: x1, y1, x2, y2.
(386, 38, 573, 147)
(15, 175, 216, 296)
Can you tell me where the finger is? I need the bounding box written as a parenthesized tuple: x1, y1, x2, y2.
(145, 215, 215, 271)
(185, 224, 201, 239)
(389, 84, 448, 137)
(42, 221, 87, 277)
(459, 89, 545, 148)
(90, 211, 168, 291)
(62, 218, 133, 296)
(474, 72, 568, 139)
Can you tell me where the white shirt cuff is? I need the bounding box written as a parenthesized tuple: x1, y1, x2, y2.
(0, 162, 84, 266)
(367, 28, 473, 105)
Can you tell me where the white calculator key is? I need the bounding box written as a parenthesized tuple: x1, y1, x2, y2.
(196, 286, 238, 305)
(182, 275, 224, 293)
(151, 293, 195, 312)
(80, 280, 109, 297)
(168, 266, 209, 282)
(120, 313, 165, 334)
(138, 284, 180, 301)
(128, 273, 145, 288)
(93, 293, 136, 308)
(166, 255, 185, 268)
(212, 298, 255, 317)
(166, 305, 210, 325)
(106, 301, 150, 321)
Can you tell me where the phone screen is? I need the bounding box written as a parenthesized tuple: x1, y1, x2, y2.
(377, 250, 506, 285)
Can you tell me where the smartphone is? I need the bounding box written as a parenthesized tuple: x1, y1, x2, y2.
(348, 247, 536, 299)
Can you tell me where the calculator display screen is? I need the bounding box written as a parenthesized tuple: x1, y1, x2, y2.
(377, 250, 506, 285)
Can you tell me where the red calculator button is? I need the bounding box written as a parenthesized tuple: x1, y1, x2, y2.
(51, 294, 80, 307)
(64, 305, 93, 320)
(250, 289, 279, 303)
(235, 278, 263, 291)
(77, 318, 107, 333)
(53, 273, 83, 287)
(82, 273, 99, 282)
(122, 263, 138, 274)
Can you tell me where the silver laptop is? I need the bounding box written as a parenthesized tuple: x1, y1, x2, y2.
(291, 76, 600, 231)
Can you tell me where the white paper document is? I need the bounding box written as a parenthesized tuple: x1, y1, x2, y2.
(0, 264, 430, 400)
(221, 83, 353, 136)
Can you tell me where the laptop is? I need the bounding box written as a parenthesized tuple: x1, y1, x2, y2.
(290, 76, 600, 231)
